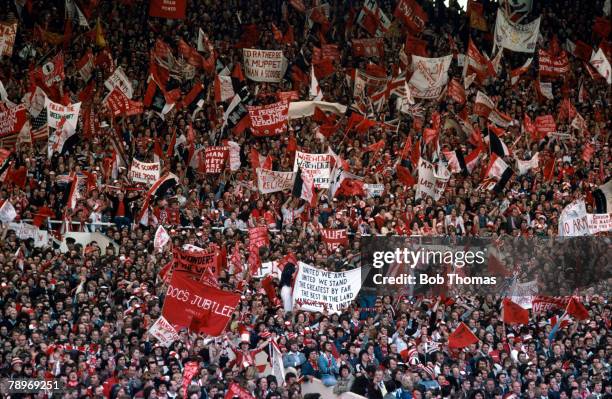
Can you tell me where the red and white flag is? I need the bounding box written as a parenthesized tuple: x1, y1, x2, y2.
(510, 57, 533, 86)
(356, 0, 391, 37)
(154, 225, 170, 251)
(590, 48, 612, 84)
(394, 0, 428, 32)
(214, 75, 235, 103)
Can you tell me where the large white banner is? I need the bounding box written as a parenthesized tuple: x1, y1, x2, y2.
(45, 98, 81, 130)
(494, 10, 540, 53)
(257, 168, 296, 194)
(104, 67, 134, 99)
(408, 55, 452, 99)
(8, 222, 49, 247)
(148, 316, 180, 347)
(586, 213, 612, 234)
(243, 49, 288, 82)
(287, 101, 347, 119)
(415, 159, 447, 201)
(292, 262, 362, 314)
(128, 159, 160, 186)
(558, 200, 589, 236)
(293, 151, 331, 188)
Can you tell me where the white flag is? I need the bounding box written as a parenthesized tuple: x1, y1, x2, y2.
(148, 316, 180, 347)
(270, 342, 286, 384)
(589, 48, 612, 84)
(104, 67, 134, 99)
(0, 200, 17, 223)
(494, 9, 540, 53)
(408, 55, 453, 99)
(516, 153, 539, 175)
(310, 65, 323, 101)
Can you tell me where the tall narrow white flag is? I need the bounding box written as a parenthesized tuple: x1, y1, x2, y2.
(310, 65, 323, 100)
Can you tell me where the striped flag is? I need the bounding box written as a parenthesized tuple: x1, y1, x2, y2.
(30, 107, 48, 142)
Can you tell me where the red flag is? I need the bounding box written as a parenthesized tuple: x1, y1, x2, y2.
(365, 139, 385, 153)
(502, 298, 529, 325)
(543, 157, 555, 182)
(523, 114, 537, 141)
(261, 275, 281, 307)
(232, 62, 246, 82)
(448, 322, 479, 349)
(593, 16, 612, 39)
(161, 272, 240, 336)
(271, 23, 283, 42)
(224, 383, 255, 399)
(581, 142, 594, 162)
(447, 78, 466, 104)
(394, 0, 428, 33)
(396, 165, 416, 187)
(404, 34, 428, 57)
(283, 25, 294, 44)
(573, 40, 593, 62)
(566, 297, 589, 320)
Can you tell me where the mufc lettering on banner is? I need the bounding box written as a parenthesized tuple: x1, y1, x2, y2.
(243, 49, 288, 83)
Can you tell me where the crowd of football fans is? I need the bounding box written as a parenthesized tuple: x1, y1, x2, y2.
(0, 0, 610, 398)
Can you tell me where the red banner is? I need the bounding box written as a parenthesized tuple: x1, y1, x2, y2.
(247, 101, 289, 137)
(447, 78, 466, 104)
(104, 88, 143, 117)
(0, 105, 27, 138)
(149, 0, 186, 19)
(535, 115, 556, 136)
(173, 247, 220, 276)
(277, 91, 299, 102)
(404, 35, 428, 57)
(204, 146, 228, 174)
(161, 272, 240, 336)
(249, 226, 269, 251)
(352, 38, 384, 58)
(224, 383, 255, 399)
(538, 49, 569, 76)
(0, 21, 17, 57)
(321, 229, 349, 251)
(394, 0, 428, 32)
(321, 44, 340, 61)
